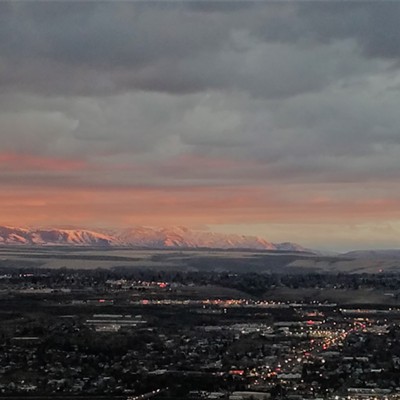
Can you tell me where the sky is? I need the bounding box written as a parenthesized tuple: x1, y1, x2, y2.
(1, 1, 400, 251)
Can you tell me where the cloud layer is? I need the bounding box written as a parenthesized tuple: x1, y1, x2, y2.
(1, 1, 400, 250)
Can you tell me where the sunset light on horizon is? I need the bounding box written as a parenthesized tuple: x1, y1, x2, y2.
(1, 1, 400, 251)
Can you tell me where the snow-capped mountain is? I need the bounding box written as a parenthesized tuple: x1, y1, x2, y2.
(0, 225, 307, 252)
(274, 242, 309, 252)
(115, 226, 280, 250)
(0, 226, 116, 247)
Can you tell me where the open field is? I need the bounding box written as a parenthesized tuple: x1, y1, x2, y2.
(0, 246, 399, 274)
(262, 287, 400, 305)
(0, 247, 316, 271)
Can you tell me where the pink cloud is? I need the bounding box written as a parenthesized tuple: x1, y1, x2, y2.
(1, 182, 400, 230)
(0, 152, 87, 172)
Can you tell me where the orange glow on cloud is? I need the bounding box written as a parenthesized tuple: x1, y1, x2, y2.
(1, 149, 400, 250)
(0, 152, 87, 171)
(2, 183, 400, 230)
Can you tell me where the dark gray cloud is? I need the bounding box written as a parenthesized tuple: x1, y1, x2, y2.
(297, 2, 400, 60)
(1, 2, 399, 98)
(3, 1, 400, 250)
(1, 0, 400, 193)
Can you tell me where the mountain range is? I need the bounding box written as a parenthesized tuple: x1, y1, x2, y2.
(0, 225, 307, 252)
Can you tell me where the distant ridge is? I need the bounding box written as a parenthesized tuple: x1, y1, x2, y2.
(342, 249, 400, 259)
(0, 226, 115, 247)
(0, 225, 307, 252)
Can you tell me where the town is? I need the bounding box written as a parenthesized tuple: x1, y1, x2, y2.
(1, 266, 400, 400)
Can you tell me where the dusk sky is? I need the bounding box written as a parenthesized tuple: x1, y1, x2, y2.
(1, 1, 400, 251)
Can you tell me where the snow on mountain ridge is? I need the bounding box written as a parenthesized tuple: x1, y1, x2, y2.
(0, 225, 306, 251)
(116, 226, 281, 250)
(0, 226, 117, 246)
